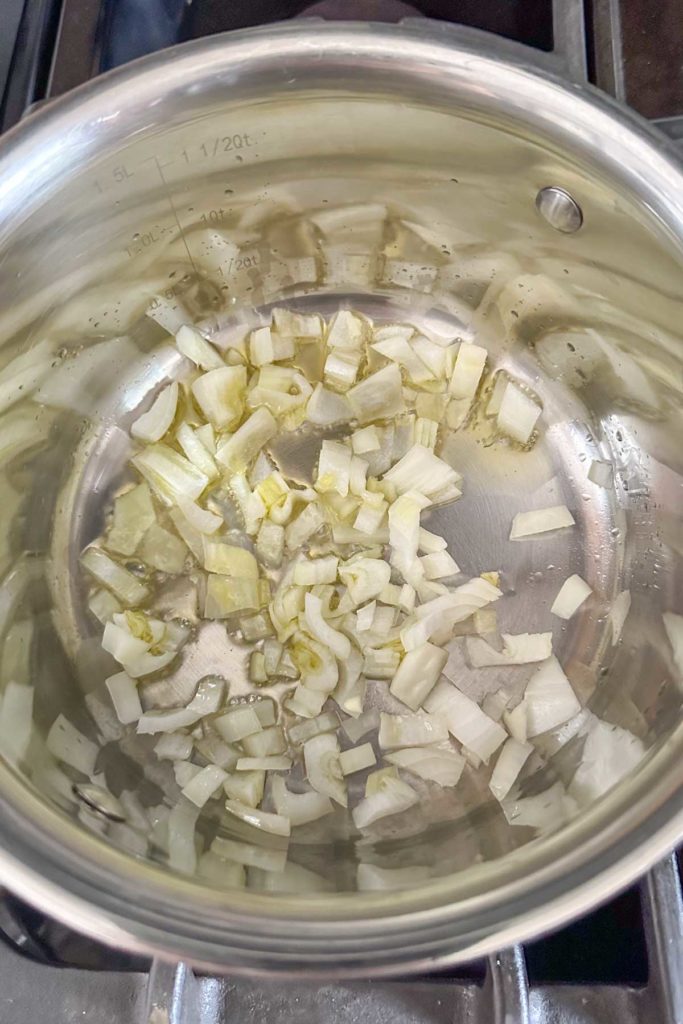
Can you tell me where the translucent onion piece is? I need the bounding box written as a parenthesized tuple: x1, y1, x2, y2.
(522, 656, 581, 737)
(168, 798, 200, 874)
(465, 632, 553, 667)
(181, 764, 228, 807)
(348, 364, 405, 424)
(588, 459, 613, 489)
(339, 742, 376, 775)
(489, 738, 533, 801)
(136, 707, 199, 734)
(496, 380, 541, 444)
(81, 547, 149, 606)
(384, 445, 461, 500)
(609, 589, 632, 646)
(304, 732, 347, 807)
(105, 483, 156, 556)
(105, 671, 142, 724)
(270, 775, 334, 826)
(386, 745, 466, 787)
(131, 382, 178, 443)
(140, 523, 187, 574)
(197, 852, 246, 887)
(304, 593, 351, 660)
(378, 712, 448, 748)
(0, 681, 33, 763)
(223, 769, 265, 808)
(389, 642, 447, 711)
(502, 780, 574, 831)
(175, 324, 225, 370)
(424, 680, 506, 762)
(352, 776, 418, 829)
(176, 423, 218, 482)
(225, 798, 291, 837)
(214, 705, 262, 742)
(133, 443, 209, 506)
(294, 556, 338, 587)
(215, 407, 277, 472)
(351, 426, 381, 453)
(285, 684, 327, 719)
(448, 342, 487, 399)
(568, 717, 644, 806)
(47, 715, 99, 776)
(153, 733, 193, 761)
(338, 557, 391, 605)
(210, 836, 287, 873)
(550, 574, 592, 620)
(509, 505, 575, 540)
(306, 384, 353, 425)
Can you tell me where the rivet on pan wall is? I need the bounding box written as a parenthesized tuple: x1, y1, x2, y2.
(535, 186, 583, 233)
(72, 782, 126, 822)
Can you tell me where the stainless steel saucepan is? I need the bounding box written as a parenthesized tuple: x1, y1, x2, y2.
(0, 21, 681, 976)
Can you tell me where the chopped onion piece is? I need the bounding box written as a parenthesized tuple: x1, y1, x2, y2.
(131, 382, 178, 443)
(510, 505, 575, 540)
(270, 775, 334, 826)
(348, 364, 405, 424)
(386, 745, 466, 787)
(389, 643, 447, 711)
(609, 589, 631, 646)
(384, 445, 461, 501)
(326, 309, 366, 350)
(105, 483, 156, 557)
(204, 575, 260, 618)
(342, 708, 379, 744)
(225, 798, 291, 837)
(271, 308, 322, 339)
(241, 725, 286, 758)
(154, 733, 193, 761)
(176, 496, 222, 535)
(489, 738, 533, 801)
(424, 681, 506, 762)
(197, 852, 246, 887)
(352, 426, 381, 454)
(372, 336, 433, 384)
(288, 711, 338, 745)
(223, 769, 265, 808)
(0, 681, 33, 763)
(285, 502, 325, 551)
(352, 775, 418, 829)
(315, 440, 352, 497)
(105, 671, 142, 724)
(176, 423, 218, 481)
(496, 380, 541, 444)
(191, 365, 245, 430)
(306, 384, 353, 425)
(465, 632, 553, 667)
(304, 732, 347, 807)
(47, 715, 99, 776)
(338, 557, 391, 605)
(202, 542, 258, 577)
(418, 528, 447, 555)
(363, 648, 400, 679)
(304, 593, 351, 660)
(588, 459, 613, 488)
(324, 348, 361, 389)
(136, 707, 199, 734)
(186, 675, 225, 716)
(215, 407, 277, 472)
(256, 520, 285, 568)
(522, 656, 581, 736)
(140, 523, 187, 574)
(81, 547, 149, 606)
(214, 705, 262, 742)
(448, 342, 487, 399)
(133, 443, 209, 505)
(181, 764, 227, 807)
(420, 551, 460, 580)
(551, 575, 592, 620)
(663, 612, 683, 679)
(252, 698, 277, 727)
(379, 711, 448, 748)
(285, 684, 327, 718)
(175, 324, 224, 370)
(568, 717, 644, 806)
(168, 798, 199, 874)
(293, 556, 338, 587)
(502, 780, 573, 831)
(339, 742, 376, 775)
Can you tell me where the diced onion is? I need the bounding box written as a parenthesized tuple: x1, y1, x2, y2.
(389, 642, 447, 711)
(175, 324, 225, 370)
(271, 775, 334, 825)
(304, 732, 347, 807)
(378, 711, 448, 748)
(47, 715, 99, 776)
(609, 589, 632, 646)
(131, 382, 178, 443)
(105, 671, 142, 724)
(225, 797, 291, 836)
(81, 547, 149, 606)
(496, 380, 541, 444)
(510, 505, 575, 540)
(521, 656, 581, 736)
(465, 632, 553, 667)
(550, 575, 592, 620)
(423, 680, 506, 762)
(489, 738, 533, 801)
(386, 745, 465, 787)
(352, 775, 418, 829)
(339, 742, 376, 775)
(181, 764, 228, 807)
(0, 681, 33, 763)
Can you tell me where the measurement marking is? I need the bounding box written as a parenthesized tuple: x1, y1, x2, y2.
(152, 155, 199, 276)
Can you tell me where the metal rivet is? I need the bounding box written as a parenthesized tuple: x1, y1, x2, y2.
(535, 186, 583, 234)
(72, 782, 126, 822)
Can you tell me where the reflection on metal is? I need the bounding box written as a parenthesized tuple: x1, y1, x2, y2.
(551, 0, 588, 81)
(535, 186, 584, 233)
(72, 783, 126, 823)
(641, 855, 683, 1024)
(590, 0, 627, 102)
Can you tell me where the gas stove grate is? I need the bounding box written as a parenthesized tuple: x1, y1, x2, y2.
(1, 854, 682, 1022)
